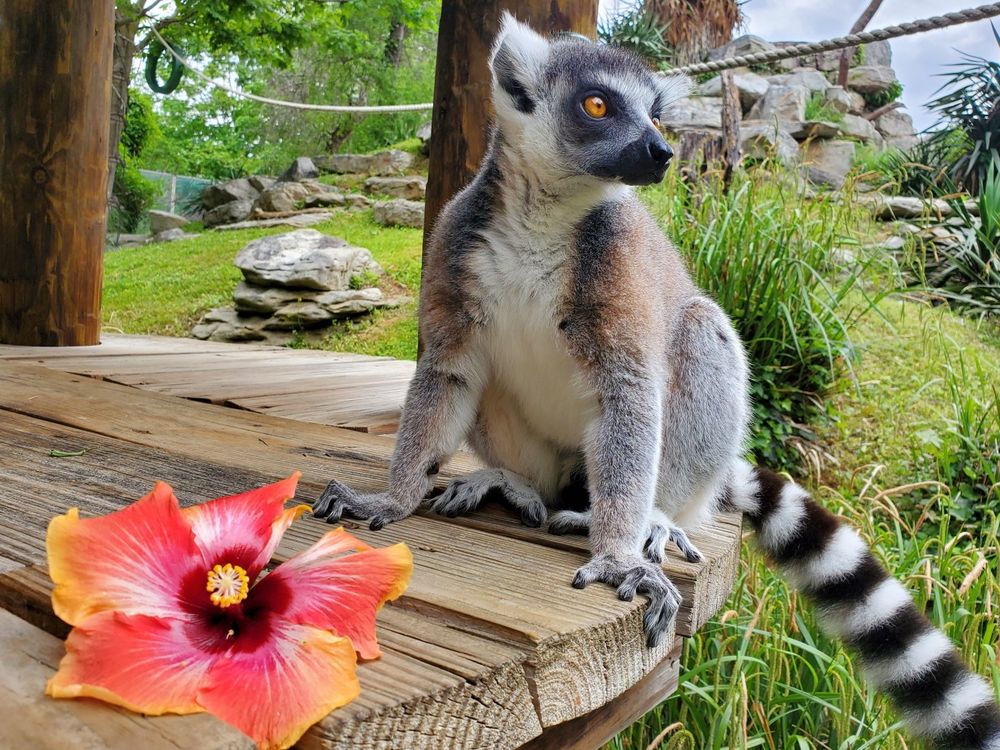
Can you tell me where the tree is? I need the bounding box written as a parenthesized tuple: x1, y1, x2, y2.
(646, 0, 743, 65)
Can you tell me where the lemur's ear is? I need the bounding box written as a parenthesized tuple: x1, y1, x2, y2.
(654, 73, 692, 119)
(490, 12, 550, 115)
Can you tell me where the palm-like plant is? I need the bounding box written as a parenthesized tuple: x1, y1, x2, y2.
(925, 25, 1000, 193)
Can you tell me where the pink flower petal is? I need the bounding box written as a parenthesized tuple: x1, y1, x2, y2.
(197, 619, 359, 750)
(47, 611, 212, 715)
(182, 473, 306, 581)
(47, 482, 201, 625)
(250, 527, 413, 660)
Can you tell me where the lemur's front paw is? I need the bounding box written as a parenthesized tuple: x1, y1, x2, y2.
(312, 479, 412, 531)
(572, 554, 681, 648)
(431, 469, 547, 527)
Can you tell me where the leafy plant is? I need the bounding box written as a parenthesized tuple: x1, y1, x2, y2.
(643, 168, 875, 471)
(349, 270, 381, 290)
(862, 79, 903, 109)
(805, 92, 845, 124)
(924, 30, 1000, 194)
(598, 1, 673, 67)
(109, 91, 161, 233)
(853, 131, 970, 197)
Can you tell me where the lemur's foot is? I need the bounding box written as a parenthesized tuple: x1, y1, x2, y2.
(431, 469, 546, 527)
(312, 478, 412, 531)
(645, 510, 703, 564)
(572, 554, 681, 648)
(547, 509, 591, 536)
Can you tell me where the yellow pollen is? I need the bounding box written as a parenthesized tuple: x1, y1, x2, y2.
(206, 563, 249, 608)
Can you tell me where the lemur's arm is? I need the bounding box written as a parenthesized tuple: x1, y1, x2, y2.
(313, 342, 486, 530)
(571, 358, 681, 647)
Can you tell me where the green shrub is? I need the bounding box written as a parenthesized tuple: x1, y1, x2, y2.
(598, 0, 673, 67)
(804, 92, 844, 124)
(110, 92, 160, 233)
(853, 131, 970, 197)
(862, 80, 903, 110)
(349, 269, 381, 290)
(643, 169, 874, 471)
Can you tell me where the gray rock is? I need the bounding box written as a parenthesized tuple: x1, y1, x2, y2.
(202, 178, 259, 210)
(248, 175, 275, 193)
(767, 69, 830, 94)
(235, 229, 383, 290)
(191, 308, 269, 342)
(822, 86, 854, 114)
(260, 289, 395, 328)
(863, 195, 954, 220)
(788, 121, 842, 141)
(740, 122, 800, 166)
(709, 35, 776, 62)
(316, 288, 389, 315)
(151, 228, 201, 243)
(204, 199, 255, 227)
(875, 110, 918, 150)
(364, 176, 427, 200)
(839, 113, 883, 144)
(802, 140, 857, 188)
(697, 70, 770, 112)
(277, 156, 319, 183)
(867, 235, 907, 251)
(372, 199, 425, 228)
(233, 282, 312, 314)
(417, 121, 432, 155)
(254, 182, 310, 213)
(344, 193, 373, 210)
(314, 149, 415, 176)
(148, 210, 188, 234)
(303, 192, 347, 209)
(659, 96, 724, 130)
(748, 85, 808, 123)
(263, 301, 334, 329)
(847, 66, 897, 94)
(215, 213, 334, 232)
(863, 41, 892, 68)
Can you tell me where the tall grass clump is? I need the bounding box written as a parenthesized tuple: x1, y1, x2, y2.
(642, 169, 875, 471)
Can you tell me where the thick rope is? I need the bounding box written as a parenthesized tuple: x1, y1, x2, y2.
(674, 2, 1000, 76)
(151, 4, 1000, 112)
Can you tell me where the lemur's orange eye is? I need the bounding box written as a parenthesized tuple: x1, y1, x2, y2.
(583, 95, 608, 118)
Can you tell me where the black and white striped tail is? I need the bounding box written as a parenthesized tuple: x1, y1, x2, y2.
(721, 460, 1000, 750)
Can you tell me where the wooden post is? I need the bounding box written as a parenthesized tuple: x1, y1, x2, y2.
(0, 0, 114, 346)
(420, 1, 597, 351)
(720, 70, 741, 190)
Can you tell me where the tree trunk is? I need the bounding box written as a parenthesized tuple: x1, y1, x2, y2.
(0, 0, 114, 345)
(647, 0, 742, 66)
(385, 20, 408, 67)
(108, 7, 139, 201)
(837, 0, 884, 87)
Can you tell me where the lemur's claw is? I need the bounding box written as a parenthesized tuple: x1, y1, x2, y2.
(669, 526, 703, 563)
(572, 554, 681, 647)
(432, 469, 547, 527)
(313, 478, 354, 520)
(313, 480, 408, 530)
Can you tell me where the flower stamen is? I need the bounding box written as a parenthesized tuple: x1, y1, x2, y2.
(206, 563, 249, 608)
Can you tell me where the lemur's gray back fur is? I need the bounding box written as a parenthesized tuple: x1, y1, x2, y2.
(314, 14, 1000, 748)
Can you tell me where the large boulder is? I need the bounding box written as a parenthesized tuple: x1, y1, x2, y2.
(697, 70, 770, 112)
(191, 308, 269, 342)
(787, 120, 841, 141)
(233, 283, 392, 320)
(740, 122, 799, 167)
(203, 199, 254, 227)
(364, 175, 427, 200)
(277, 156, 319, 183)
(862, 195, 954, 220)
(372, 199, 425, 228)
(660, 96, 724, 130)
(248, 175, 275, 193)
(254, 182, 311, 213)
(822, 86, 854, 114)
(767, 69, 830, 95)
(747, 85, 807, 123)
(875, 110, 918, 150)
(202, 178, 259, 209)
(838, 113, 883, 145)
(709, 34, 776, 61)
(847, 66, 897, 94)
(148, 210, 188, 234)
(235, 229, 383, 290)
(862, 41, 892, 68)
(802, 140, 857, 188)
(314, 149, 415, 176)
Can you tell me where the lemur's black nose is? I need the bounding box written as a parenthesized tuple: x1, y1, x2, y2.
(648, 139, 673, 166)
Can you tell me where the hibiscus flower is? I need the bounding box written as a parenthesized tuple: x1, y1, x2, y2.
(45, 473, 412, 750)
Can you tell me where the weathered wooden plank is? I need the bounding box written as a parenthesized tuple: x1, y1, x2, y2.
(0, 608, 252, 750)
(519, 639, 682, 750)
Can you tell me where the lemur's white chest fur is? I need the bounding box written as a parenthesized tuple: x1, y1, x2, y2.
(469, 179, 625, 449)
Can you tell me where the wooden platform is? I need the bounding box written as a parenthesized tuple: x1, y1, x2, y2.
(0, 339, 742, 750)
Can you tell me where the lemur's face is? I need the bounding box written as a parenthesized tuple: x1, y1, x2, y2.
(490, 14, 690, 186)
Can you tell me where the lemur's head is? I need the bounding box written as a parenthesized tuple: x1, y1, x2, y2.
(489, 12, 690, 186)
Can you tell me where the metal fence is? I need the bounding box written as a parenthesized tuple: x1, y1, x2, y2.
(139, 170, 212, 216)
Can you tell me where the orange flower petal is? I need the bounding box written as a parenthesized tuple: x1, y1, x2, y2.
(251, 527, 413, 660)
(47, 482, 201, 625)
(182, 473, 305, 580)
(197, 621, 359, 750)
(47, 611, 211, 715)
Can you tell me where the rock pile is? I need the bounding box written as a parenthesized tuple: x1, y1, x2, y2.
(664, 37, 919, 188)
(192, 229, 402, 343)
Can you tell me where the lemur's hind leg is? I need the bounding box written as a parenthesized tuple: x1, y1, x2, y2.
(432, 468, 547, 527)
(549, 507, 701, 563)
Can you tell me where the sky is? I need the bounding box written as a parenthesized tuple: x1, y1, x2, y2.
(599, 0, 999, 130)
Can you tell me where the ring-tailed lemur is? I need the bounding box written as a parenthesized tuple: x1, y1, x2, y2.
(313, 14, 1000, 747)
